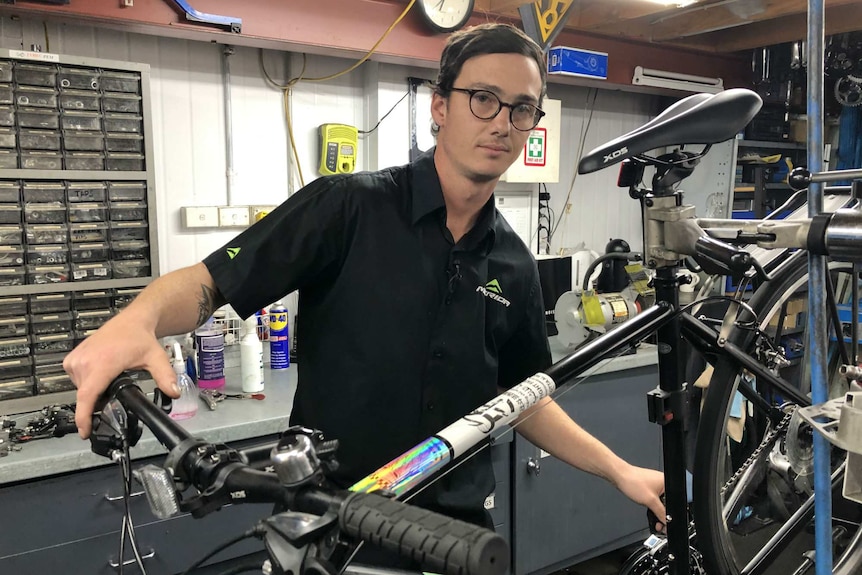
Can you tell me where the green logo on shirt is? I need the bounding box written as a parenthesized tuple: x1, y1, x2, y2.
(477, 279, 510, 307)
(227, 247, 241, 259)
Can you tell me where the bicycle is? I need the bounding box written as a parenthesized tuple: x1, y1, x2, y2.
(90, 88, 862, 575)
(574, 87, 862, 575)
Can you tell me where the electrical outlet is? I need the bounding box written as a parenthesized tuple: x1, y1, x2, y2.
(182, 206, 219, 228)
(251, 205, 277, 223)
(219, 206, 250, 227)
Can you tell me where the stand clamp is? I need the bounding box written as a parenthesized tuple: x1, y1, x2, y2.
(647, 384, 688, 427)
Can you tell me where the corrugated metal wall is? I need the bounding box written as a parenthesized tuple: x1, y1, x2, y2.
(0, 14, 660, 273)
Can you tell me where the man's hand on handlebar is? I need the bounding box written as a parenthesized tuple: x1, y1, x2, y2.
(64, 312, 179, 439)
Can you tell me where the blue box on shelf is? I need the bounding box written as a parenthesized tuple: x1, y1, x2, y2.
(548, 46, 608, 80)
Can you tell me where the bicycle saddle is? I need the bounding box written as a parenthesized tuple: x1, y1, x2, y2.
(578, 88, 763, 174)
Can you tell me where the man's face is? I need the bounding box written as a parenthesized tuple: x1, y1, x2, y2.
(432, 52, 544, 183)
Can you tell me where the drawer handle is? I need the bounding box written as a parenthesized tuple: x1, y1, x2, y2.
(108, 548, 155, 569)
(104, 490, 144, 502)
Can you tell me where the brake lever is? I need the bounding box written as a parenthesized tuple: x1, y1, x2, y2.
(89, 377, 147, 457)
(152, 388, 174, 413)
(90, 398, 143, 458)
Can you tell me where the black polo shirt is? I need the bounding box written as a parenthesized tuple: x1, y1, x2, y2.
(203, 148, 551, 521)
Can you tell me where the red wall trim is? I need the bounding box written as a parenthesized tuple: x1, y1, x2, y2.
(0, 0, 749, 89)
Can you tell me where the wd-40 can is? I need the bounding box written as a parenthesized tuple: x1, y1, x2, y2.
(269, 303, 290, 369)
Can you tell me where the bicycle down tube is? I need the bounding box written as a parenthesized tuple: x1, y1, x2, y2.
(349, 302, 674, 498)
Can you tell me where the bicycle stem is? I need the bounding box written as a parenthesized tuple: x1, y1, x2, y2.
(645, 198, 862, 266)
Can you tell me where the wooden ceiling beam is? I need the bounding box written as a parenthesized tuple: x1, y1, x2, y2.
(672, 2, 862, 53)
(477, 0, 533, 12)
(566, 0, 703, 30)
(586, 0, 798, 40)
(654, 0, 859, 42)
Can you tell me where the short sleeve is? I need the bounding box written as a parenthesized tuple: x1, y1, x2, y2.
(202, 176, 350, 318)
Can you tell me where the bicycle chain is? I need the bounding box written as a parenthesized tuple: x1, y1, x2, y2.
(720, 407, 795, 498)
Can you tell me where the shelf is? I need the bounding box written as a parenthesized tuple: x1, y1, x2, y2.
(737, 139, 806, 150)
(734, 183, 790, 192)
(0, 170, 148, 180)
(0, 277, 151, 296)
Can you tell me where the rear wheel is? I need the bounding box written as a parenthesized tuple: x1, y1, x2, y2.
(693, 258, 862, 575)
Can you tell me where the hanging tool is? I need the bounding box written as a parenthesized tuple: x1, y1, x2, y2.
(170, 0, 241, 33)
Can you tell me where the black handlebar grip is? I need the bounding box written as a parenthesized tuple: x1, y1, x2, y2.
(339, 492, 508, 575)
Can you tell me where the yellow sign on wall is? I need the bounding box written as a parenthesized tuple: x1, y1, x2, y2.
(519, 0, 576, 52)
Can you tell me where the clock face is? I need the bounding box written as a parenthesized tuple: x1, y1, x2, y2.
(419, 0, 474, 33)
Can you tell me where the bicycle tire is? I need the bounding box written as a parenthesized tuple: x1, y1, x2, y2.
(693, 258, 862, 575)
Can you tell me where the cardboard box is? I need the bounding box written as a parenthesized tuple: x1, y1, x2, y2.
(548, 46, 608, 80)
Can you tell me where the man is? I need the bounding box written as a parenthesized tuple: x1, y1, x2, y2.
(66, 23, 665, 531)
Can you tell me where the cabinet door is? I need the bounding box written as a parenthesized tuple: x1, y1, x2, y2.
(0, 464, 143, 555)
(512, 365, 661, 575)
(0, 457, 271, 574)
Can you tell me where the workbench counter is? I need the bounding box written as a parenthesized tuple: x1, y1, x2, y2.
(0, 367, 298, 486)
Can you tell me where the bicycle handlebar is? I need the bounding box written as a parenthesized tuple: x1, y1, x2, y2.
(91, 376, 509, 575)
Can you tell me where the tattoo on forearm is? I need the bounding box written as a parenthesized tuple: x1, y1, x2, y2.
(196, 285, 225, 326)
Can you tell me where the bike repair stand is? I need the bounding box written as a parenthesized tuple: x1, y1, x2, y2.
(648, 263, 691, 575)
(633, 145, 760, 575)
(805, 1, 833, 573)
(636, 155, 703, 575)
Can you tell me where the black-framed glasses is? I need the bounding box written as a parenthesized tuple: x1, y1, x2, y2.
(449, 87, 545, 132)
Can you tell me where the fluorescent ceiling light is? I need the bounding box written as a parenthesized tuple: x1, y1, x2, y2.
(632, 66, 724, 93)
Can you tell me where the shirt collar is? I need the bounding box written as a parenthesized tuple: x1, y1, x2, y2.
(410, 147, 497, 252)
(410, 147, 445, 225)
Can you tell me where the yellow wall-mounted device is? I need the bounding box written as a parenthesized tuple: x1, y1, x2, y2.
(318, 124, 358, 176)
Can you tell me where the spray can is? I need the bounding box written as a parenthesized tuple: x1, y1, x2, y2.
(195, 316, 225, 389)
(269, 302, 290, 369)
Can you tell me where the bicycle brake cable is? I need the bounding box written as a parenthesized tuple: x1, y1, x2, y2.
(117, 437, 149, 575)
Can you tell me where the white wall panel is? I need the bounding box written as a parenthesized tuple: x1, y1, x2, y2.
(287, 53, 366, 190)
(0, 16, 290, 274)
(0, 14, 662, 274)
(545, 85, 659, 256)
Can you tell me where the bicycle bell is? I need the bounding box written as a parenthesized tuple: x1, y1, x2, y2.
(271, 429, 321, 486)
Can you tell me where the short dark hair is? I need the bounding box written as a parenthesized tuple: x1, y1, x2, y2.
(434, 23, 547, 102)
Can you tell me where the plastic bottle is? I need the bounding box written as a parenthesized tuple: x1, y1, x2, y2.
(195, 316, 225, 389)
(240, 316, 264, 393)
(170, 342, 198, 420)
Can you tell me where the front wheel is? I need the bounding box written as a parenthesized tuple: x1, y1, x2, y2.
(693, 259, 862, 575)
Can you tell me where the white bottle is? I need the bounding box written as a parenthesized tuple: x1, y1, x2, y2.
(240, 316, 264, 393)
(170, 342, 198, 420)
